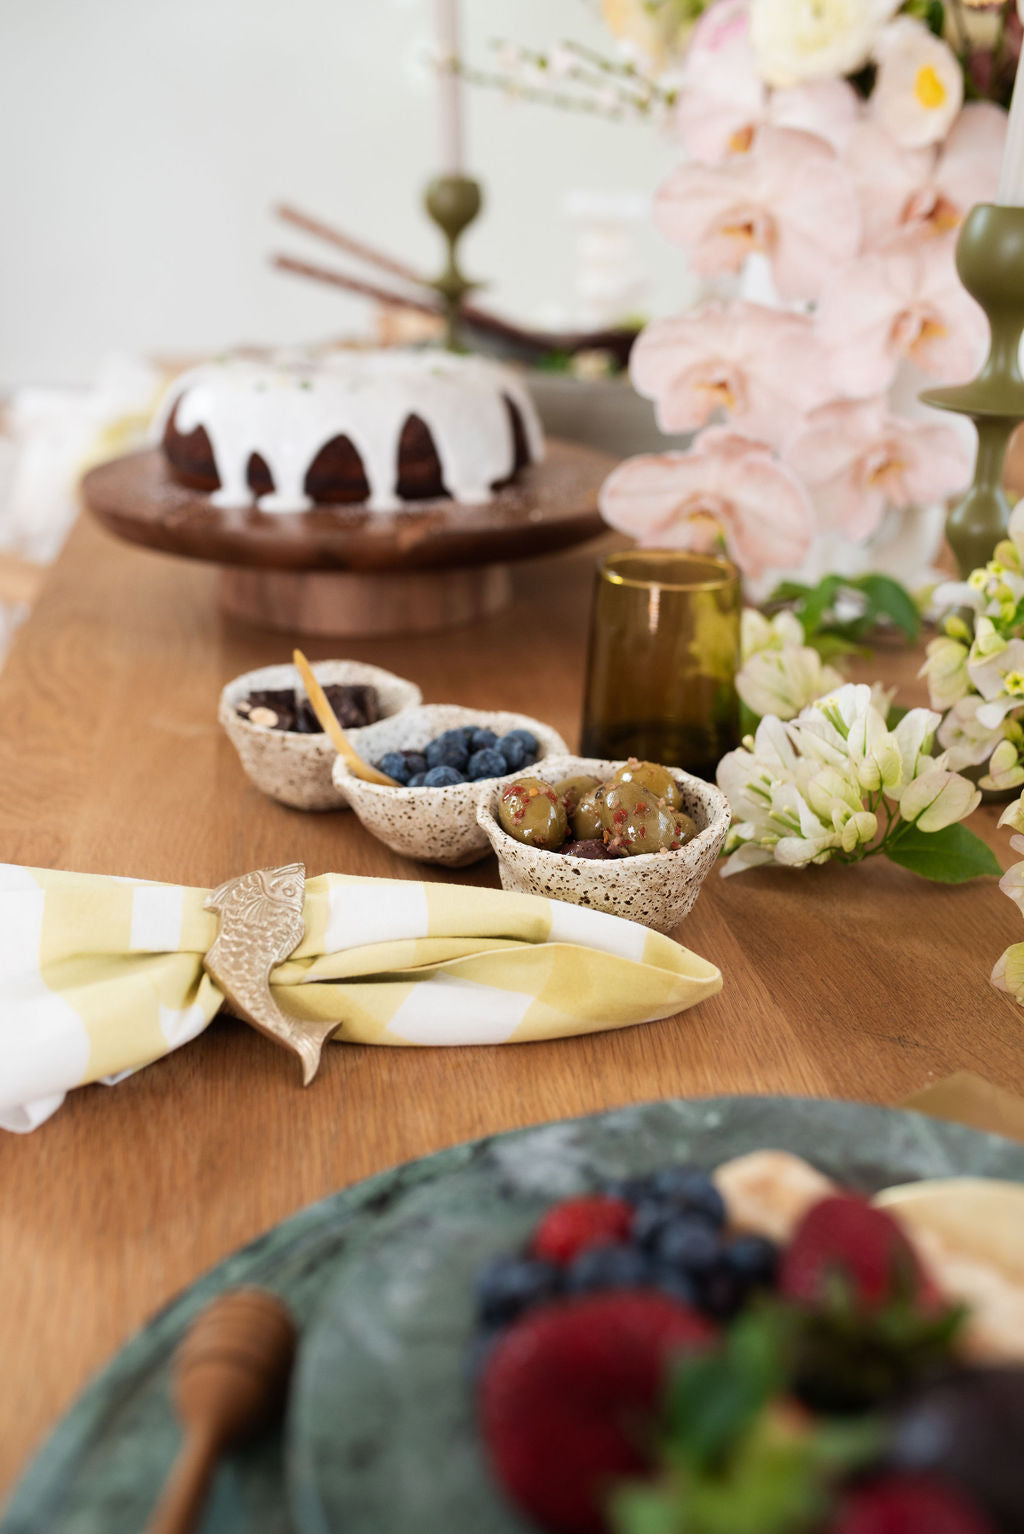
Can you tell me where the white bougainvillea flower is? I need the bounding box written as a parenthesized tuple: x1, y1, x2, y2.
(749, 0, 901, 86)
(653, 126, 860, 302)
(737, 645, 844, 722)
(598, 429, 814, 581)
(966, 629, 1024, 729)
(629, 301, 829, 442)
(843, 106, 1006, 252)
(937, 693, 1009, 769)
(992, 940, 1024, 1003)
(984, 738, 1024, 794)
(817, 241, 987, 397)
(920, 634, 971, 710)
(872, 18, 964, 149)
(785, 397, 972, 542)
(900, 765, 981, 832)
(676, 2, 860, 160)
(741, 607, 805, 656)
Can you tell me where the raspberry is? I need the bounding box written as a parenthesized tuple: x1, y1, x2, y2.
(530, 1196, 634, 1265)
(831, 1474, 996, 1534)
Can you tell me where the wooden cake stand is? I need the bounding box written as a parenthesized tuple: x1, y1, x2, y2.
(81, 439, 613, 636)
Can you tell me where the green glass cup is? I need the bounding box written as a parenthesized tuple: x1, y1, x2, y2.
(580, 550, 741, 779)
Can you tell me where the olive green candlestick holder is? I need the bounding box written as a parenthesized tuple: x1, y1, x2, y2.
(921, 203, 1024, 577)
(424, 173, 482, 351)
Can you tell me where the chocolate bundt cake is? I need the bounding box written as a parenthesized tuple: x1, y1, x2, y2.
(155, 351, 545, 514)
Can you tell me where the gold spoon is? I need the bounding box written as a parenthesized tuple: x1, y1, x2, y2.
(145, 1288, 297, 1534)
(292, 648, 400, 787)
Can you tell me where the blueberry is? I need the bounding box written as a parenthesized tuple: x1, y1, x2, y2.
(648, 1167, 726, 1229)
(505, 728, 538, 754)
(725, 1234, 778, 1288)
(407, 773, 426, 787)
(495, 733, 527, 771)
(699, 1264, 746, 1321)
(603, 1175, 653, 1206)
(654, 1269, 698, 1307)
(470, 728, 498, 752)
(475, 1254, 561, 1325)
(422, 764, 466, 787)
(376, 751, 411, 784)
(401, 750, 428, 777)
(468, 747, 509, 781)
(426, 730, 471, 771)
(632, 1198, 674, 1250)
(654, 1215, 721, 1276)
(565, 1243, 654, 1294)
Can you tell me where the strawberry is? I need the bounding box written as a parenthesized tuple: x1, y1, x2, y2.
(479, 1290, 716, 1534)
(780, 1196, 936, 1312)
(831, 1474, 997, 1534)
(530, 1196, 634, 1265)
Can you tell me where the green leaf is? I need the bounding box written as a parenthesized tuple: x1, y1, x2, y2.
(853, 575, 920, 644)
(886, 822, 1002, 883)
(798, 575, 843, 638)
(766, 581, 813, 604)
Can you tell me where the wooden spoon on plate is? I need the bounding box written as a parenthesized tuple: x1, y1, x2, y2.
(292, 648, 399, 786)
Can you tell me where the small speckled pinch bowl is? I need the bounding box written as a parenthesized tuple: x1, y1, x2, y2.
(220, 660, 422, 811)
(332, 705, 569, 867)
(476, 753, 731, 932)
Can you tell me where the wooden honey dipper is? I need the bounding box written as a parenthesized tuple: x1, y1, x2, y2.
(144, 1288, 297, 1534)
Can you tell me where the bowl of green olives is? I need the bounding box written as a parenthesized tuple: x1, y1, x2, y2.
(475, 754, 731, 931)
(332, 705, 569, 867)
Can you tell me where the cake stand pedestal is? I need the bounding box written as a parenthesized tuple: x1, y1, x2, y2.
(81, 438, 613, 637)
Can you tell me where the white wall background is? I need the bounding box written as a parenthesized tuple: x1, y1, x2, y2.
(0, 0, 692, 390)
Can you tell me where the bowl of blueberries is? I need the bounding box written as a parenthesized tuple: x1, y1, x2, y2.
(333, 704, 569, 866)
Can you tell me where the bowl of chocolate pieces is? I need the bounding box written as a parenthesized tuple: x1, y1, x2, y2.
(476, 754, 731, 931)
(333, 704, 569, 867)
(220, 659, 422, 810)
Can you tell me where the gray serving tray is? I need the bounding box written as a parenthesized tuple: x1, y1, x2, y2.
(6, 1097, 1024, 1534)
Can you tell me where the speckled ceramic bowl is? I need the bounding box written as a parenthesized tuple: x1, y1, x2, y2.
(332, 705, 569, 867)
(476, 753, 731, 931)
(220, 660, 422, 811)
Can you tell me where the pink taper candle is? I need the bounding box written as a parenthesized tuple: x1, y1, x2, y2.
(435, 0, 464, 175)
(998, 45, 1024, 204)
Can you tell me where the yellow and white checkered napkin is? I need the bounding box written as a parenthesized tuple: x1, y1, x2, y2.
(0, 864, 722, 1132)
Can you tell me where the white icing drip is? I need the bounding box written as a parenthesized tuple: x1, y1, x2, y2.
(152, 350, 545, 515)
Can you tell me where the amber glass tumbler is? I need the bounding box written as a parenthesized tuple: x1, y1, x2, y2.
(580, 550, 741, 779)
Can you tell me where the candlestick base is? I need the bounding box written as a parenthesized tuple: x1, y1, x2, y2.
(921, 203, 1024, 576)
(424, 173, 483, 351)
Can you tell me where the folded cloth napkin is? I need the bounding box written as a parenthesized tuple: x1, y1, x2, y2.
(0, 864, 722, 1133)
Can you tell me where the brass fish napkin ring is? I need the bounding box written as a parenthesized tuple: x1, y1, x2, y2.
(202, 862, 338, 1086)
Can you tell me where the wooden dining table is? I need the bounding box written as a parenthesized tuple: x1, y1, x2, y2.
(2, 511, 1023, 1502)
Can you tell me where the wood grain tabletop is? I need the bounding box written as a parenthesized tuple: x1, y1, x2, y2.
(1, 513, 1022, 1500)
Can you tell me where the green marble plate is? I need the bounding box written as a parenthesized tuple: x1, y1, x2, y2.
(6, 1098, 1024, 1534)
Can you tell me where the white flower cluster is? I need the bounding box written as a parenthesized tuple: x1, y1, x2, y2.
(993, 792, 1024, 1005)
(922, 505, 1024, 792)
(735, 609, 845, 723)
(717, 682, 980, 876)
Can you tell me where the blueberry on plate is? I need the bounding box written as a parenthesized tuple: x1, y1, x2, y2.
(653, 1215, 720, 1276)
(468, 746, 509, 781)
(564, 1243, 654, 1294)
(603, 1176, 653, 1206)
(422, 764, 466, 787)
(724, 1234, 778, 1288)
(426, 730, 471, 771)
(648, 1167, 727, 1228)
(699, 1264, 746, 1321)
(653, 1269, 698, 1307)
(475, 1254, 561, 1325)
(506, 728, 538, 753)
(376, 751, 411, 784)
(407, 773, 426, 787)
(631, 1198, 675, 1250)
(471, 728, 498, 752)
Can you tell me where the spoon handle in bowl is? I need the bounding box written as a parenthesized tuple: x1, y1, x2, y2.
(144, 1422, 222, 1534)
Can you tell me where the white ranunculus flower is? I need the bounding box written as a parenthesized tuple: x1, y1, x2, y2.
(749, 0, 901, 87)
(872, 18, 964, 149)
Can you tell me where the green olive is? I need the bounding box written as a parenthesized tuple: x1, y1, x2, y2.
(599, 781, 681, 857)
(498, 777, 569, 850)
(571, 784, 607, 842)
(612, 758, 682, 811)
(675, 811, 697, 846)
(553, 774, 601, 816)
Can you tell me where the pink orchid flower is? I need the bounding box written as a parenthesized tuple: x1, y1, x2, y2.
(816, 238, 987, 397)
(629, 300, 829, 442)
(654, 126, 860, 302)
(843, 105, 1006, 251)
(599, 429, 814, 581)
(676, 1, 860, 161)
(785, 397, 972, 542)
